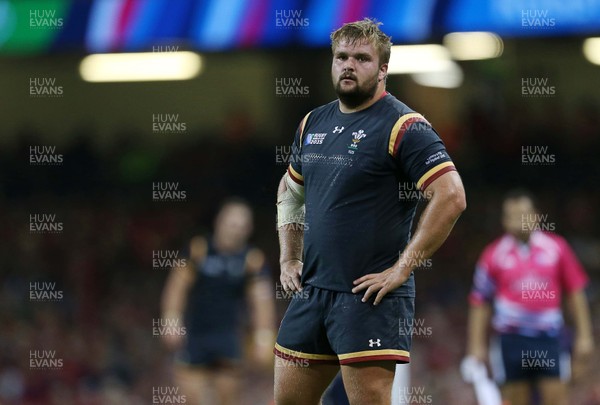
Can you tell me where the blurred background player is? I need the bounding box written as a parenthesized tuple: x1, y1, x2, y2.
(465, 190, 594, 405)
(161, 198, 276, 405)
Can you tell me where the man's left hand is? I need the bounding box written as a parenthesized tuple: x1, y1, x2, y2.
(352, 264, 412, 305)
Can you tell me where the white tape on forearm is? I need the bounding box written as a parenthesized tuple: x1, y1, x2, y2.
(277, 173, 305, 227)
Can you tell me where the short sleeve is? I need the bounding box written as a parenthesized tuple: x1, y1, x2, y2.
(388, 113, 456, 190)
(288, 112, 311, 186)
(557, 237, 589, 293)
(469, 247, 497, 306)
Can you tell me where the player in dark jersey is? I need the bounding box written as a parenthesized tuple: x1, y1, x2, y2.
(161, 199, 275, 405)
(274, 19, 466, 405)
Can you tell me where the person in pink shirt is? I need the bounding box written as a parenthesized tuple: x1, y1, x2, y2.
(466, 190, 594, 405)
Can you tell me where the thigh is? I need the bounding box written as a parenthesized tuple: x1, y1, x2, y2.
(501, 381, 531, 405)
(340, 361, 395, 405)
(274, 361, 339, 405)
(173, 364, 213, 405)
(322, 373, 350, 405)
(275, 285, 337, 364)
(327, 293, 413, 365)
(538, 378, 567, 405)
(212, 365, 241, 405)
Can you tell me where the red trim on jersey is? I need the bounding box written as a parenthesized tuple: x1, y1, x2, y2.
(287, 166, 304, 186)
(392, 117, 428, 156)
(339, 354, 410, 365)
(273, 348, 338, 365)
(421, 166, 456, 191)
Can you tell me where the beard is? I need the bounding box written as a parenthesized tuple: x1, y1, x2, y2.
(334, 72, 379, 109)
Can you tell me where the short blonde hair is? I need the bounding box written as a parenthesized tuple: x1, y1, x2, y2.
(330, 18, 392, 65)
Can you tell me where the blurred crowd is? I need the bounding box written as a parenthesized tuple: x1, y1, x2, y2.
(0, 93, 599, 404)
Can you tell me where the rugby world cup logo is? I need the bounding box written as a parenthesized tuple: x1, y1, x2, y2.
(348, 129, 366, 154)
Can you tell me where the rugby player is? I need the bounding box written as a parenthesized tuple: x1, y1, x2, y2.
(274, 18, 466, 405)
(161, 199, 276, 405)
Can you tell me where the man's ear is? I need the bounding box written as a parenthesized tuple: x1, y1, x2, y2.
(379, 63, 388, 82)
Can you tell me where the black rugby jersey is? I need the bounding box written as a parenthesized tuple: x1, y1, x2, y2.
(287, 92, 456, 296)
(184, 238, 249, 334)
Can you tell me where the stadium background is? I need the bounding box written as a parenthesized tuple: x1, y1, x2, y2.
(0, 0, 599, 404)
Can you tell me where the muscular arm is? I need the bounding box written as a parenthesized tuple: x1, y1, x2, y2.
(353, 171, 466, 304)
(277, 173, 305, 292)
(399, 170, 466, 271)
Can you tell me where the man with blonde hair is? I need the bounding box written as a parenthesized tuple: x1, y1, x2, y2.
(274, 18, 466, 404)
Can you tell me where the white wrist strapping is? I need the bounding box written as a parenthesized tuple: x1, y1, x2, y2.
(277, 172, 305, 228)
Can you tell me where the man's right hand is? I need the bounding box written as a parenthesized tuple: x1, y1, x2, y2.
(280, 259, 303, 292)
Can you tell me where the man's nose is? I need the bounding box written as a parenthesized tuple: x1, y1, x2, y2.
(342, 59, 355, 71)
